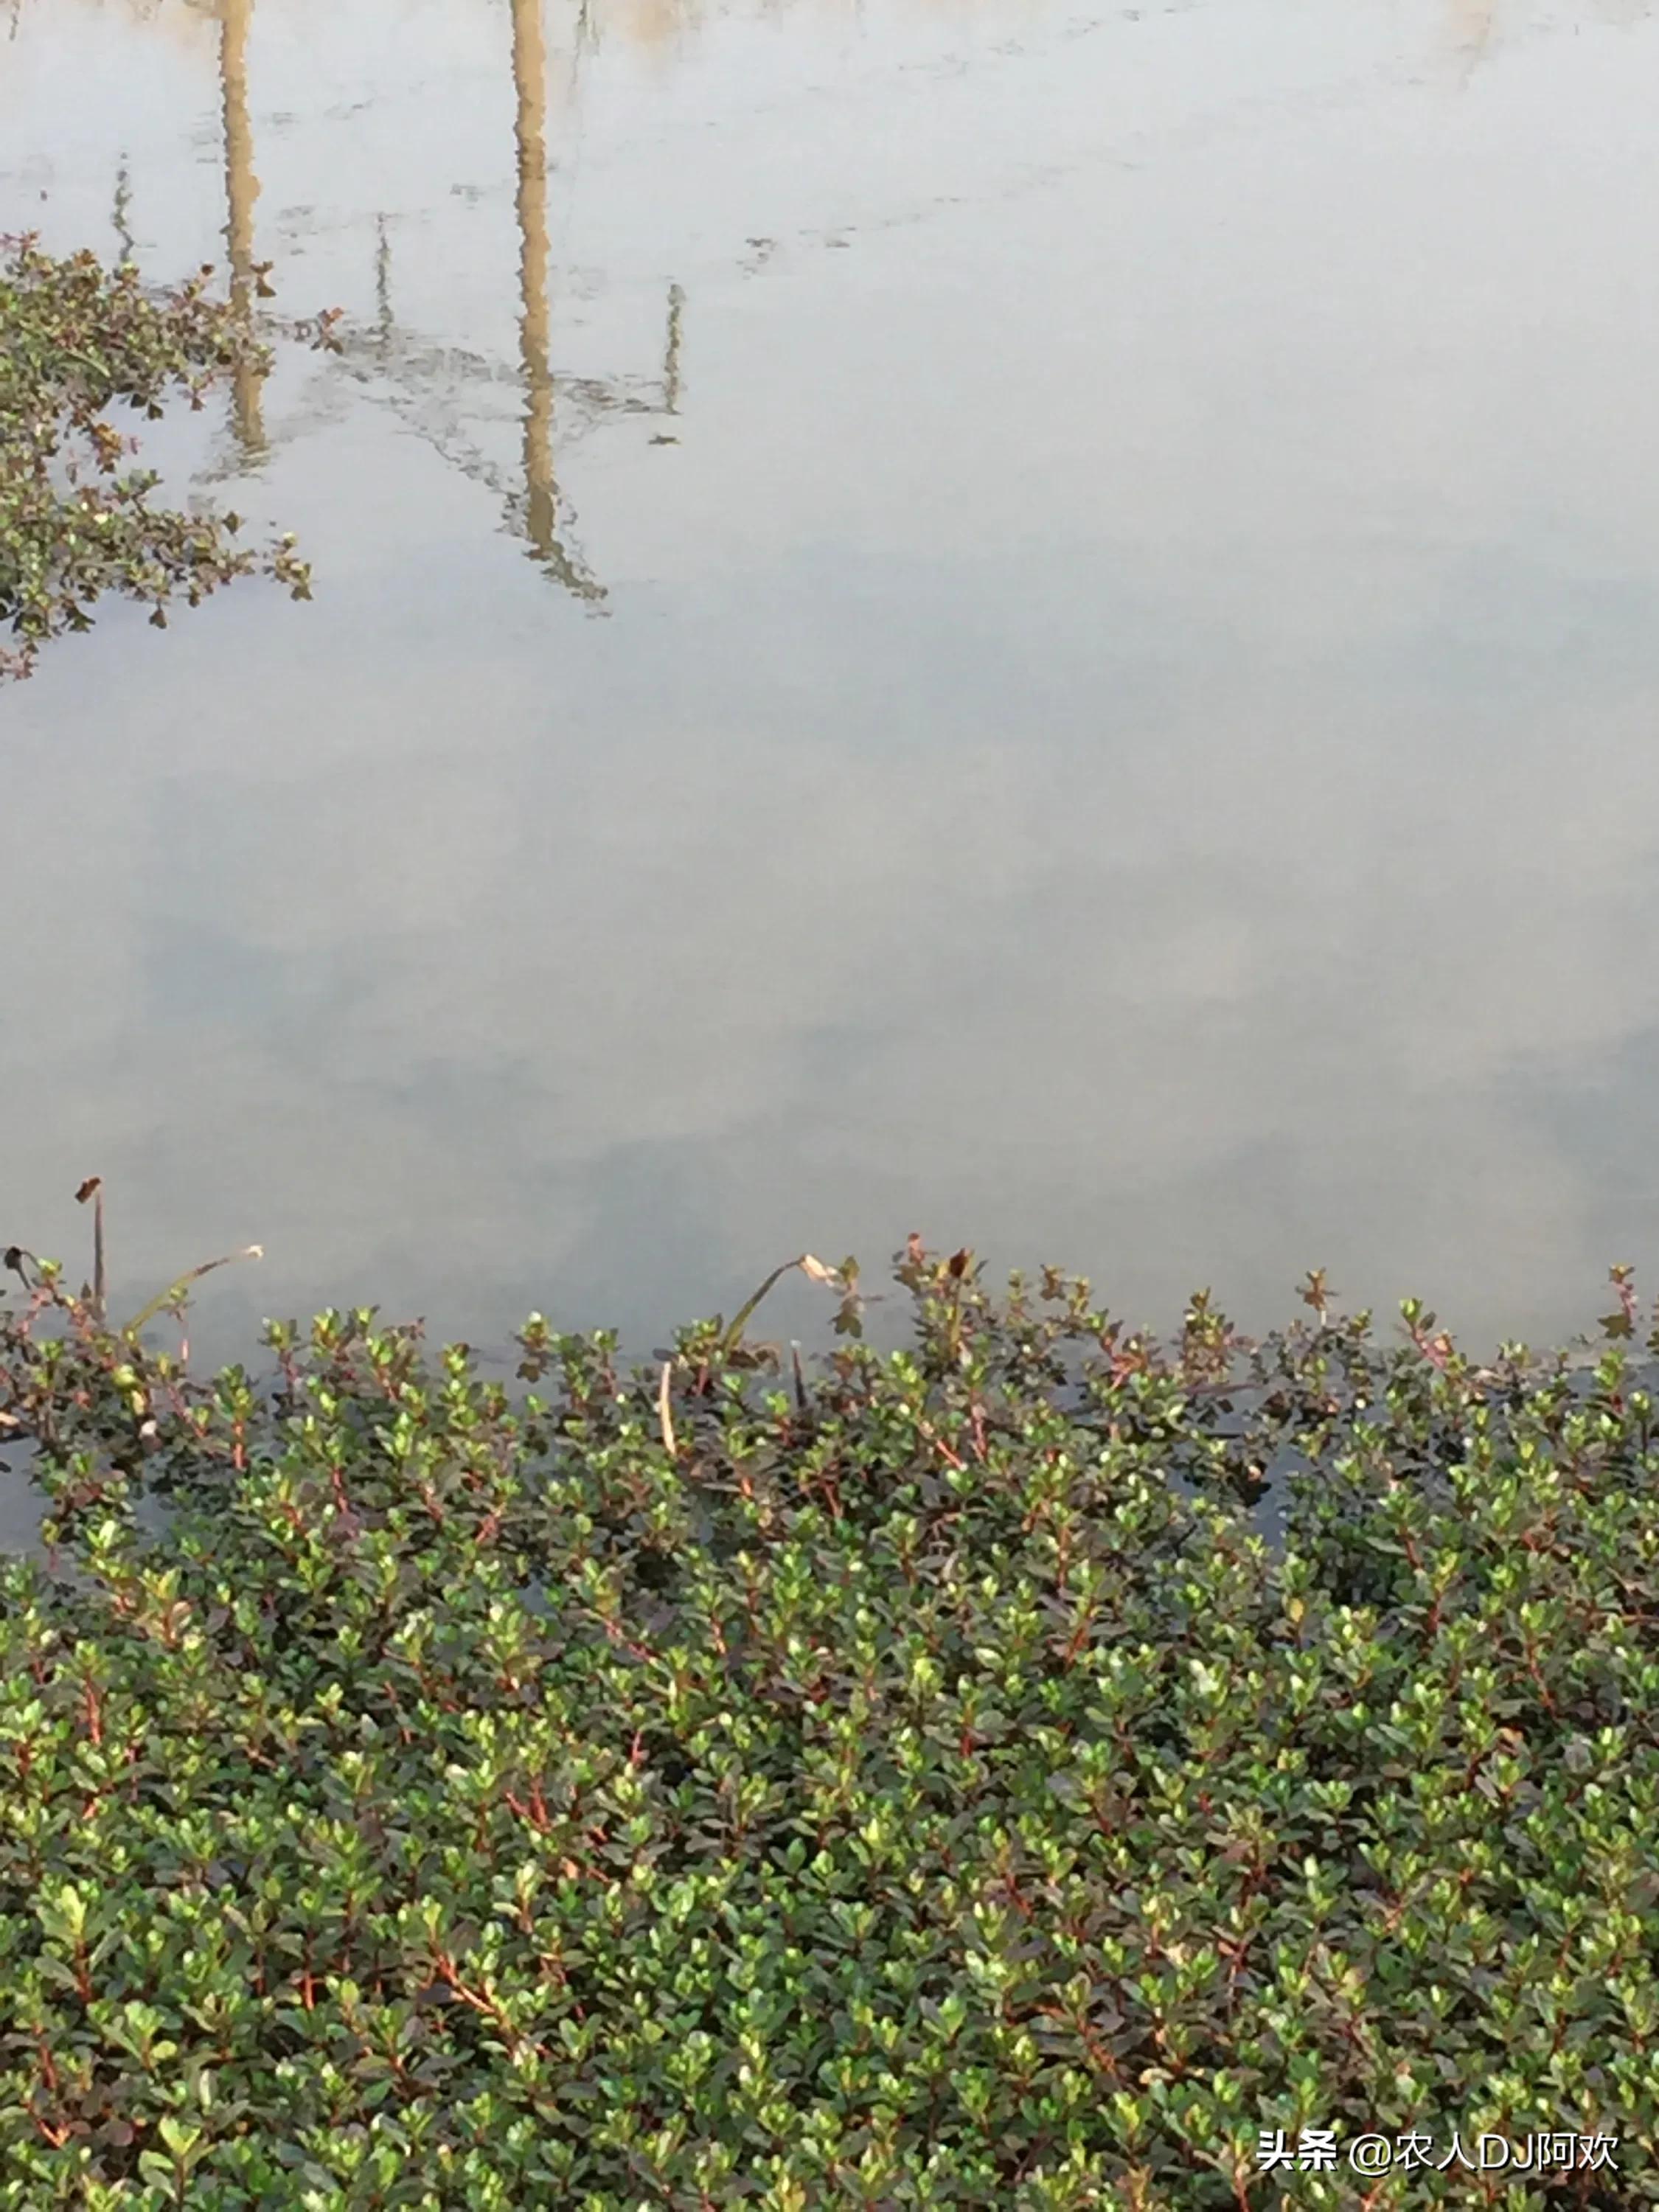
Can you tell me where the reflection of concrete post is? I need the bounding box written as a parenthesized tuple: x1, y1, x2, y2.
(220, 0, 267, 461)
(512, 0, 556, 560)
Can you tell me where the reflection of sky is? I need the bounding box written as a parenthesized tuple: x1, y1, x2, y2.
(4, 0, 1659, 1362)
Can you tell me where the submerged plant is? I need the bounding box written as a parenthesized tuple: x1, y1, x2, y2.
(0, 236, 333, 678)
(0, 1226, 1656, 2207)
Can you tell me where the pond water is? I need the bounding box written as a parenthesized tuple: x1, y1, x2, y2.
(5, 0, 1659, 1367)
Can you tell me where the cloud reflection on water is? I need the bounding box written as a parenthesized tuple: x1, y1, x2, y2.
(3, 0, 1659, 1364)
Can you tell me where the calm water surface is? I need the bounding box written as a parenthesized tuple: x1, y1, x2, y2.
(5, 0, 1659, 1371)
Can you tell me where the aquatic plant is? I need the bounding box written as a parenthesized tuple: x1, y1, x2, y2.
(0, 237, 330, 678)
(0, 1227, 1655, 2206)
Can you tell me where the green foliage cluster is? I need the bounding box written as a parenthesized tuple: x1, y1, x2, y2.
(0, 237, 319, 678)
(1, 1242, 1655, 2208)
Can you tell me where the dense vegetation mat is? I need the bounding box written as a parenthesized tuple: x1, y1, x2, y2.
(0, 237, 322, 677)
(1, 1243, 1655, 2208)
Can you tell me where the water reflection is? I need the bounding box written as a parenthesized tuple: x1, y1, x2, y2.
(218, 0, 268, 463)
(1444, 0, 1496, 76)
(29, 0, 1659, 55)
(512, 0, 606, 598)
(111, 159, 135, 257)
(7, 0, 1659, 1367)
(1441, 0, 1653, 74)
(176, 0, 686, 592)
(664, 281, 684, 415)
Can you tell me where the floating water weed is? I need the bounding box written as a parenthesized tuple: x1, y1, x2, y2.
(0, 236, 334, 676)
(1, 1230, 1655, 2206)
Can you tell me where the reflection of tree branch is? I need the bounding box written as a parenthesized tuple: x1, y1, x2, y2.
(285, 325, 614, 602)
(195, 310, 661, 480)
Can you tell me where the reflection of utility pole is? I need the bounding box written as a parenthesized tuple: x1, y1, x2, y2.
(375, 218, 392, 354)
(112, 161, 135, 262)
(514, 0, 554, 560)
(664, 281, 684, 414)
(1446, 0, 1497, 78)
(220, 0, 268, 462)
(512, 0, 605, 601)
